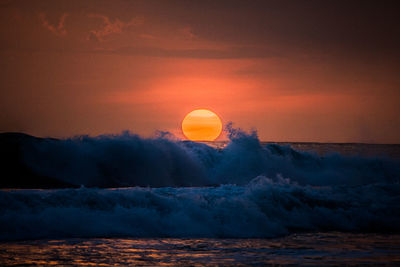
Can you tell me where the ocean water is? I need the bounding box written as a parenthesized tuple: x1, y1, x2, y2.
(1, 234, 399, 266)
(1, 128, 399, 265)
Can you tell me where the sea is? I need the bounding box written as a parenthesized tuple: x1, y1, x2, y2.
(1, 131, 399, 266)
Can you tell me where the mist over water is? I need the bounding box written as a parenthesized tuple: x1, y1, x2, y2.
(1, 126, 399, 240)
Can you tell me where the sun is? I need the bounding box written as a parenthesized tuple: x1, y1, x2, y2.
(182, 109, 222, 141)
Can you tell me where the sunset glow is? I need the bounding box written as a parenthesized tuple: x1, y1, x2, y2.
(0, 0, 399, 143)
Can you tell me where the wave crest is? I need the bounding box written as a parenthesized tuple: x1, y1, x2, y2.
(15, 128, 399, 187)
(1, 176, 399, 240)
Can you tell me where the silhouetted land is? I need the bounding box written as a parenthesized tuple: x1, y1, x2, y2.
(0, 133, 77, 189)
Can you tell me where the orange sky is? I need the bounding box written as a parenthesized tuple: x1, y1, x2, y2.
(1, 0, 399, 143)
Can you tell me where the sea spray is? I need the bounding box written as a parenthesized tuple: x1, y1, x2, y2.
(18, 127, 400, 187)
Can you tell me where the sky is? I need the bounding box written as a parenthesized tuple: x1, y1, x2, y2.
(0, 0, 399, 143)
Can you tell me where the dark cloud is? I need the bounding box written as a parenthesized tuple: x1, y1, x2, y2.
(2, 0, 399, 60)
(164, 0, 400, 55)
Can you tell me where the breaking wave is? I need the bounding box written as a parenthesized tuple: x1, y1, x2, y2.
(1, 177, 399, 240)
(1, 126, 399, 240)
(20, 127, 400, 188)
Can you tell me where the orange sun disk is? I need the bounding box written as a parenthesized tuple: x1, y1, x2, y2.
(181, 109, 222, 141)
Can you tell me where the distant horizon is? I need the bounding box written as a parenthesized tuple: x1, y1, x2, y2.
(2, 131, 399, 145)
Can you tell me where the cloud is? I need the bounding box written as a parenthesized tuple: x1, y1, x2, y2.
(39, 13, 69, 37)
(87, 14, 143, 42)
(180, 26, 197, 39)
(139, 33, 156, 40)
(104, 45, 279, 59)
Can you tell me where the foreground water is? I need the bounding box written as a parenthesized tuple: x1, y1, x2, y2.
(1, 233, 399, 266)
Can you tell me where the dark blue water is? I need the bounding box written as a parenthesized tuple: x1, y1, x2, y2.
(1, 129, 399, 265)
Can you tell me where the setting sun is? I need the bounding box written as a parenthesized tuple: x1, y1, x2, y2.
(182, 109, 222, 141)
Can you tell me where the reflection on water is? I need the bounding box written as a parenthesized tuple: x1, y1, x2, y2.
(1, 233, 399, 266)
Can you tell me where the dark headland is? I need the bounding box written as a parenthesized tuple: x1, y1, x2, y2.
(0, 133, 77, 189)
